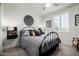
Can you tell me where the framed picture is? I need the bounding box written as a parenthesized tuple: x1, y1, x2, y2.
(46, 20, 51, 28)
(75, 14, 79, 26)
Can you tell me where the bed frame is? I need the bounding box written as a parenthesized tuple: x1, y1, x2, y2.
(20, 27, 61, 56)
(39, 32, 61, 56)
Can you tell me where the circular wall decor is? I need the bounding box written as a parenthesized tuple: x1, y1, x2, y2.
(24, 15, 34, 26)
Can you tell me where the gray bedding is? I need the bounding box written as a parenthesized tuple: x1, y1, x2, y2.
(20, 29, 60, 56)
(20, 35, 45, 56)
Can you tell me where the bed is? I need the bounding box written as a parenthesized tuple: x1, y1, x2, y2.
(20, 27, 61, 56)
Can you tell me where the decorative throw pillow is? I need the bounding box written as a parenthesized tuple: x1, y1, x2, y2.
(38, 28, 44, 34)
(29, 30, 36, 36)
(34, 30, 41, 36)
(29, 30, 32, 36)
(32, 31, 36, 36)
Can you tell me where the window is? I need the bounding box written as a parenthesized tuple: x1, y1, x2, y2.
(53, 13, 69, 32)
(53, 16, 60, 32)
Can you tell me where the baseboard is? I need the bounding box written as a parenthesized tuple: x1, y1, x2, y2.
(61, 43, 72, 47)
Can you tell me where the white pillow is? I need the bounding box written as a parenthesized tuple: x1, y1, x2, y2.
(23, 31, 30, 36)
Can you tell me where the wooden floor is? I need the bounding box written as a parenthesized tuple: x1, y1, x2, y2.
(1, 44, 79, 56)
(2, 47, 28, 56)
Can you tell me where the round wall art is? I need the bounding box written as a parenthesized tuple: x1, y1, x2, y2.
(24, 15, 34, 26)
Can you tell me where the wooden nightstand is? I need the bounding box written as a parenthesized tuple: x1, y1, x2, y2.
(72, 37, 79, 51)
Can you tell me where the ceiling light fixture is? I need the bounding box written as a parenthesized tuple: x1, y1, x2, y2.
(42, 3, 59, 11)
(45, 3, 51, 8)
(42, 3, 51, 10)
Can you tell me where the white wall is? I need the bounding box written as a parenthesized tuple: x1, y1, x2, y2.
(0, 5, 2, 52)
(2, 3, 42, 49)
(2, 3, 79, 49)
(41, 4, 79, 46)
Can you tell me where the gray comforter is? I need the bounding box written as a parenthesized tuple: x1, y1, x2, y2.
(20, 35, 45, 56)
(20, 30, 60, 56)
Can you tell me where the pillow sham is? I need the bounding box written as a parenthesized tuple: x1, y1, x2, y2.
(23, 31, 30, 36)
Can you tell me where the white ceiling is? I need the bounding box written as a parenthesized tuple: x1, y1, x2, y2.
(3, 3, 75, 16)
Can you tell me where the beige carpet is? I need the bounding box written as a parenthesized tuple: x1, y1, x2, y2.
(1, 44, 79, 56)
